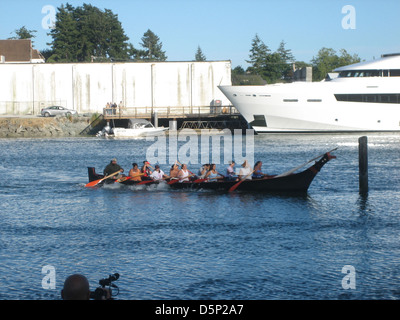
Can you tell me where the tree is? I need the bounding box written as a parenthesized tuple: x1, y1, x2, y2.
(311, 47, 360, 81)
(246, 34, 271, 76)
(276, 40, 295, 81)
(195, 46, 206, 61)
(139, 29, 167, 61)
(48, 3, 130, 62)
(47, 4, 79, 62)
(9, 26, 37, 42)
(232, 66, 245, 75)
(246, 35, 296, 84)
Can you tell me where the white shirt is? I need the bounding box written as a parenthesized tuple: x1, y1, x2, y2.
(239, 166, 252, 180)
(151, 169, 165, 180)
(179, 169, 190, 182)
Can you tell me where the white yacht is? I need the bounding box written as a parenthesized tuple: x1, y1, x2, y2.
(219, 53, 400, 133)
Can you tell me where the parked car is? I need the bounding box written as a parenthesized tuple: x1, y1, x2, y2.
(41, 106, 78, 117)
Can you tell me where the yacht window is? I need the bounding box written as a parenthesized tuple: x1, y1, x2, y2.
(390, 69, 400, 77)
(307, 99, 322, 102)
(339, 70, 380, 77)
(364, 95, 377, 103)
(335, 94, 400, 104)
(283, 99, 298, 102)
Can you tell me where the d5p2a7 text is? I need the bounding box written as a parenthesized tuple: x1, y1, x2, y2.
(199, 304, 243, 315)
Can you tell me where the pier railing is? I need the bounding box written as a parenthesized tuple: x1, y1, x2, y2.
(102, 105, 239, 119)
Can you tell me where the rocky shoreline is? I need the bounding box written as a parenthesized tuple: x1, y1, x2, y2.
(0, 116, 93, 138)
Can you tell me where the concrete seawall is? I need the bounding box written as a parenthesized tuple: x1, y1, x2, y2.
(0, 116, 91, 138)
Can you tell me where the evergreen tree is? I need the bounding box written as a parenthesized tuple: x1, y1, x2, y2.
(246, 35, 295, 83)
(48, 4, 79, 62)
(276, 40, 295, 81)
(195, 46, 206, 61)
(127, 43, 143, 61)
(8, 26, 37, 42)
(139, 29, 167, 61)
(246, 34, 271, 76)
(262, 52, 285, 83)
(48, 3, 130, 62)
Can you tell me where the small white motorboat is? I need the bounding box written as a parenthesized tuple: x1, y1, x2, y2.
(100, 119, 168, 138)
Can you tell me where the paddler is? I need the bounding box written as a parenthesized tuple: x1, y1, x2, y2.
(238, 160, 252, 180)
(150, 165, 168, 181)
(141, 160, 153, 180)
(129, 163, 142, 181)
(169, 163, 179, 179)
(103, 158, 124, 179)
(178, 163, 190, 182)
(252, 161, 269, 179)
(204, 163, 224, 181)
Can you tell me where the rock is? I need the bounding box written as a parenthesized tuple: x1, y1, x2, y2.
(0, 116, 91, 138)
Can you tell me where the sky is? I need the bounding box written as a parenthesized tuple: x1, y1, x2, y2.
(1, 0, 400, 68)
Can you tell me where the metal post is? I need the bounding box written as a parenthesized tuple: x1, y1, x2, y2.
(153, 111, 158, 128)
(359, 136, 368, 194)
(169, 120, 177, 131)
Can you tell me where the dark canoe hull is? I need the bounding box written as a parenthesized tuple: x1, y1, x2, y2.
(169, 168, 317, 192)
(87, 152, 334, 193)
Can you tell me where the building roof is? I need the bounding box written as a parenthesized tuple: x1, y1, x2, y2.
(0, 39, 44, 63)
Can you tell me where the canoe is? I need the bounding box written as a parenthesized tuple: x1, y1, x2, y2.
(87, 151, 335, 193)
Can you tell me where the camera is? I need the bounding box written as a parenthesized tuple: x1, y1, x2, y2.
(90, 273, 120, 300)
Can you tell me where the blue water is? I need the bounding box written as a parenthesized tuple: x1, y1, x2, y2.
(0, 133, 399, 300)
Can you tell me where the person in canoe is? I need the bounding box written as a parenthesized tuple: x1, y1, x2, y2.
(103, 158, 124, 180)
(178, 164, 191, 182)
(226, 161, 238, 181)
(141, 160, 153, 181)
(252, 161, 271, 179)
(205, 164, 224, 181)
(197, 163, 210, 179)
(238, 160, 252, 180)
(169, 163, 179, 179)
(150, 165, 169, 181)
(129, 163, 142, 181)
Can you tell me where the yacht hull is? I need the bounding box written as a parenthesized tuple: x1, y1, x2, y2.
(219, 54, 400, 133)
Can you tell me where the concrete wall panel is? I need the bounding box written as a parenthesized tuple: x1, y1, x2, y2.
(0, 61, 231, 115)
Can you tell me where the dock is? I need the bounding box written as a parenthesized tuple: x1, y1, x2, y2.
(101, 105, 249, 132)
(103, 105, 239, 120)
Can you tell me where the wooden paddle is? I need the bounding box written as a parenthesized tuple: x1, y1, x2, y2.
(116, 176, 131, 183)
(228, 170, 255, 192)
(274, 147, 338, 178)
(85, 170, 122, 188)
(116, 173, 145, 183)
